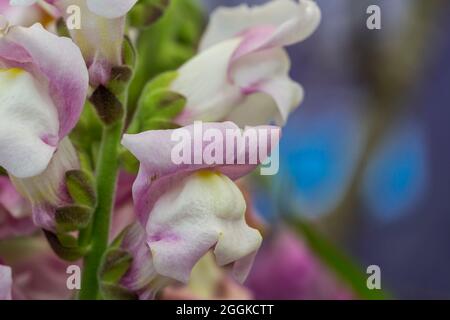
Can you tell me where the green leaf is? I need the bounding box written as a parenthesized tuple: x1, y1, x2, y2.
(289, 218, 391, 300)
(66, 170, 96, 208)
(55, 205, 93, 233)
(44, 230, 88, 262)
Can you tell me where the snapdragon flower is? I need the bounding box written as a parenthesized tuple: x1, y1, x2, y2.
(172, 0, 321, 126)
(0, 21, 88, 230)
(11, 0, 138, 85)
(120, 122, 280, 298)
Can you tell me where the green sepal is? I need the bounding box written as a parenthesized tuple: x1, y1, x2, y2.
(56, 18, 70, 38)
(120, 147, 140, 174)
(100, 283, 138, 300)
(138, 90, 185, 123)
(108, 65, 134, 95)
(55, 205, 93, 233)
(99, 249, 133, 284)
(140, 118, 181, 131)
(99, 228, 132, 284)
(0, 167, 6, 176)
(98, 227, 136, 300)
(128, 71, 185, 133)
(128, 0, 171, 29)
(44, 230, 88, 262)
(66, 170, 96, 208)
(122, 35, 136, 68)
(145, 71, 178, 93)
(90, 85, 124, 125)
(69, 101, 103, 171)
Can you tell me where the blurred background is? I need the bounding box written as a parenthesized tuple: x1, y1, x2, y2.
(2, 0, 449, 300)
(202, 0, 450, 299)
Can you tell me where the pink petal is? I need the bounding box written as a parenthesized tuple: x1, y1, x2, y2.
(0, 265, 12, 300)
(121, 122, 280, 225)
(0, 23, 88, 139)
(201, 0, 321, 57)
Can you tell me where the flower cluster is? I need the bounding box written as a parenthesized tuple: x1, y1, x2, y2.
(0, 0, 322, 300)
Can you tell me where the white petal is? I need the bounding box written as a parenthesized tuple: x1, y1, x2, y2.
(172, 38, 243, 125)
(257, 76, 303, 124)
(10, 137, 79, 231)
(227, 93, 281, 127)
(146, 171, 261, 283)
(200, 0, 321, 51)
(231, 252, 258, 284)
(87, 0, 138, 19)
(0, 68, 59, 178)
(231, 48, 303, 125)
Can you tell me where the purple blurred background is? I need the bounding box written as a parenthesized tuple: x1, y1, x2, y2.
(204, 0, 450, 299)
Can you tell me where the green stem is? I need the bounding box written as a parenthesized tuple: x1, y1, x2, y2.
(79, 117, 124, 299)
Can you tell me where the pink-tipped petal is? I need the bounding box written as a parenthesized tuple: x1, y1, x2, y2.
(200, 0, 321, 53)
(173, 0, 319, 126)
(122, 122, 280, 225)
(0, 23, 88, 139)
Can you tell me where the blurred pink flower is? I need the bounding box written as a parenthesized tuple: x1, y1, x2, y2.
(1, 235, 73, 300)
(0, 176, 35, 239)
(172, 0, 321, 127)
(245, 230, 353, 300)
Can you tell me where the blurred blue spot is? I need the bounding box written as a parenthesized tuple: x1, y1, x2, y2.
(253, 188, 278, 222)
(361, 120, 428, 221)
(277, 103, 366, 218)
